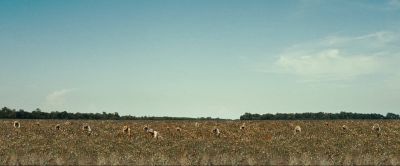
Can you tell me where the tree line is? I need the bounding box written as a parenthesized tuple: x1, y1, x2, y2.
(240, 112, 400, 120)
(0, 107, 221, 120)
(2, 106, 398, 120)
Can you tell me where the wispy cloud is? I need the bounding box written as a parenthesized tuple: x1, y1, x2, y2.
(276, 49, 381, 81)
(44, 89, 75, 109)
(323, 31, 400, 48)
(258, 31, 400, 82)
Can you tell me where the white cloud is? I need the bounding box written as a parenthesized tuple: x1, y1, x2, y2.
(261, 31, 400, 82)
(44, 89, 75, 109)
(323, 31, 399, 48)
(277, 49, 381, 81)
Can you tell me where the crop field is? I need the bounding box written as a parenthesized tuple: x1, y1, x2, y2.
(0, 120, 399, 165)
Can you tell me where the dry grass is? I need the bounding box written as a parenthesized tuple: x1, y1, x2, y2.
(0, 120, 399, 165)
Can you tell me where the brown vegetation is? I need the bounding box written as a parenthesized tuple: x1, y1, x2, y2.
(240, 123, 246, 130)
(122, 125, 131, 137)
(0, 120, 399, 165)
(212, 127, 221, 137)
(372, 123, 382, 137)
(372, 123, 381, 132)
(81, 124, 92, 136)
(55, 124, 61, 130)
(294, 125, 301, 133)
(13, 121, 20, 128)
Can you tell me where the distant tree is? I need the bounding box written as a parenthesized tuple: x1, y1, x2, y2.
(239, 112, 394, 120)
(32, 108, 47, 119)
(386, 112, 400, 119)
(240, 113, 253, 120)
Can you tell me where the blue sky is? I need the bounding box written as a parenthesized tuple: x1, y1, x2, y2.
(1, 0, 400, 119)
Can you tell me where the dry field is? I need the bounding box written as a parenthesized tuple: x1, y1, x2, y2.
(0, 120, 399, 165)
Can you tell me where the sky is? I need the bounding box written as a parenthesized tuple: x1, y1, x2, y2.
(1, 0, 400, 119)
